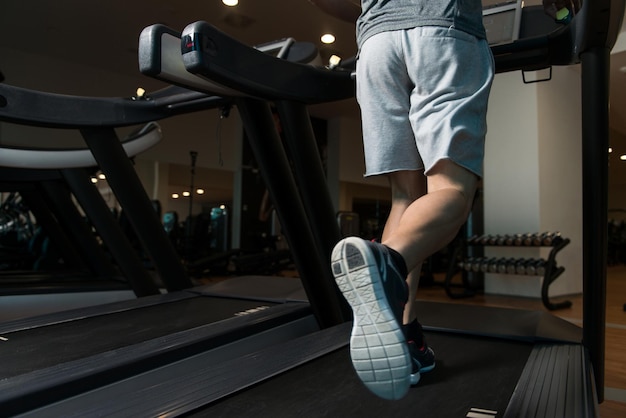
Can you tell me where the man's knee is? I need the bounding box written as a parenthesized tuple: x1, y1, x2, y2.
(427, 160, 479, 215)
(427, 160, 478, 195)
(388, 170, 427, 202)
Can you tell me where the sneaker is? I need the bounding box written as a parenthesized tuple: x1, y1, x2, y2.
(331, 236, 411, 400)
(407, 341, 436, 386)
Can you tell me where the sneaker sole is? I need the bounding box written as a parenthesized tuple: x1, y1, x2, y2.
(420, 363, 436, 373)
(410, 360, 435, 386)
(331, 237, 411, 400)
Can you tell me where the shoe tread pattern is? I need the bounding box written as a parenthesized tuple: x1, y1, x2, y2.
(331, 237, 411, 400)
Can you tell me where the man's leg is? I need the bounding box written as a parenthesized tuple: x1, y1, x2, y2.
(384, 159, 478, 383)
(381, 170, 433, 385)
(330, 160, 478, 399)
(331, 175, 420, 400)
(381, 170, 427, 326)
(383, 159, 478, 274)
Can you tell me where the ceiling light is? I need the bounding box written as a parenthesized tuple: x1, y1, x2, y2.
(91, 177, 98, 184)
(98, 173, 106, 180)
(620, 155, 626, 161)
(182, 191, 191, 197)
(222, 0, 238, 6)
(321, 33, 336, 44)
(196, 188, 205, 195)
(172, 193, 180, 199)
(609, 147, 613, 153)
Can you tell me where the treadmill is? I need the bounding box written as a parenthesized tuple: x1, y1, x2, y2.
(0, 0, 622, 416)
(0, 40, 338, 417)
(144, 2, 617, 416)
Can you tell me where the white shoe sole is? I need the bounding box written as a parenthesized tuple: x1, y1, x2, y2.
(331, 237, 411, 400)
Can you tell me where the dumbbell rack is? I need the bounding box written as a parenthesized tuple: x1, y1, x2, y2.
(445, 232, 571, 310)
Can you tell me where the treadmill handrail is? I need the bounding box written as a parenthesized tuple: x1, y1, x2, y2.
(576, 0, 625, 54)
(0, 122, 162, 169)
(0, 84, 227, 129)
(181, 21, 355, 104)
(139, 24, 248, 98)
(491, 2, 625, 74)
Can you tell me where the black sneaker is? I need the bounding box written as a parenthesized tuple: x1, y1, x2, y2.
(331, 237, 411, 400)
(402, 321, 436, 385)
(407, 341, 436, 385)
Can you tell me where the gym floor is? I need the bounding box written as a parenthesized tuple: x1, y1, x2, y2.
(415, 266, 626, 417)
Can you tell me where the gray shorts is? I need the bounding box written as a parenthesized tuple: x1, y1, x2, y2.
(356, 26, 495, 178)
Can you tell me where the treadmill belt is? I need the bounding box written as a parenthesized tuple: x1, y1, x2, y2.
(0, 296, 274, 379)
(198, 332, 532, 417)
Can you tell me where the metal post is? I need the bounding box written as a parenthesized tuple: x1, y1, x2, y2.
(236, 98, 347, 327)
(275, 100, 350, 318)
(581, 46, 609, 403)
(62, 168, 160, 297)
(80, 127, 192, 291)
(275, 101, 342, 260)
